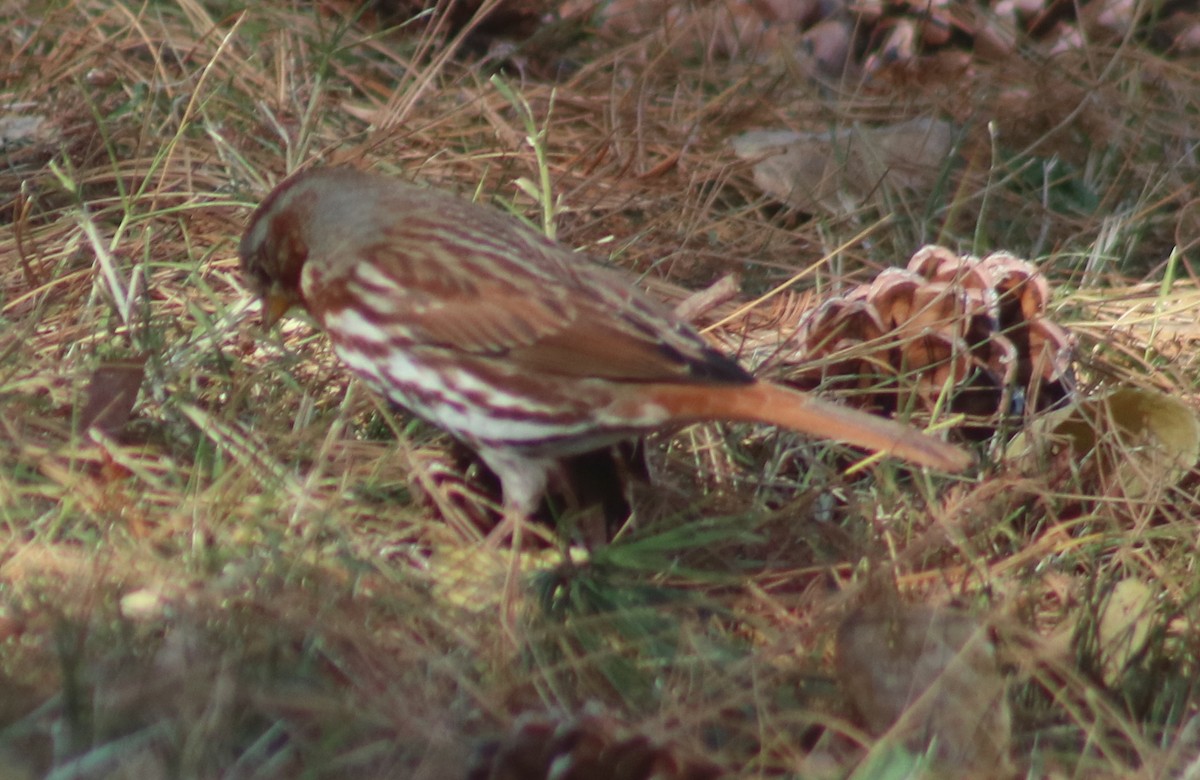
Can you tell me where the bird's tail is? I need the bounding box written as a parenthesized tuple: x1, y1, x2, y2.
(628, 381, 973, 472)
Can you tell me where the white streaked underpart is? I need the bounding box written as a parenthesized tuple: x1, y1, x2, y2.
(324, 309, 599, 445)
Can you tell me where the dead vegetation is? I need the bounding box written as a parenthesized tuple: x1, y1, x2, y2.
(2, 0, 1200, 777)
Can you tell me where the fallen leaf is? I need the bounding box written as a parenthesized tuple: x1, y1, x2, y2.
(1006, 386, 1200, 497)
(79, 356, 147, 437)
(1096, 578, 1155, 686)
(836, 603, 1012, 772)
(0, 114, 45, 149)
(731, 118, 956, 215)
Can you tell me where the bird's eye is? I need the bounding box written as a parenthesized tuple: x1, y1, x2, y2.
(255, 266, 275, 289)
(241, 251, 274, 291)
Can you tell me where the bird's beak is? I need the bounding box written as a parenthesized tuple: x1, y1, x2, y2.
(262, 285, 293, 329)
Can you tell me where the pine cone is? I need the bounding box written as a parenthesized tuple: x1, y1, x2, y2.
(466, 711, 723, 780)
(777, 245, 1074, 434)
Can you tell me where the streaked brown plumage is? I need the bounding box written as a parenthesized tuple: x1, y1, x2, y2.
(239, 167, 971, 524)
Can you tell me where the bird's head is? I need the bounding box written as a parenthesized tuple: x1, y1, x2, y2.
(238, 171, 318, 327)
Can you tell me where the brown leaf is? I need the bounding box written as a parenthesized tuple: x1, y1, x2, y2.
(836, 603, 1012, 772)
(731, 118, 955, 215)
(79, 356, 147, 437)
(1006, 386, 1200, 497)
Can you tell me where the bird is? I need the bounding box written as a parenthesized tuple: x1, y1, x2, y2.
(238, 166, 971, 567)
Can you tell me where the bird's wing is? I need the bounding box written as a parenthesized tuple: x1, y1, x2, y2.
(315, 214, 744, 383)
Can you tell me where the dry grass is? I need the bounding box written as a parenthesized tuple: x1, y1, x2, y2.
(3, 1, 1200, 777)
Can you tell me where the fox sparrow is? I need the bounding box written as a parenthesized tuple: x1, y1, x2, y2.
(239, 167, 971, 530)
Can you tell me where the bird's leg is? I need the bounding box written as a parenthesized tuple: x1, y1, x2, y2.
(556, 443, 644, 546)
(499, 500, 527, 642)
(479, 453, 552, 641)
